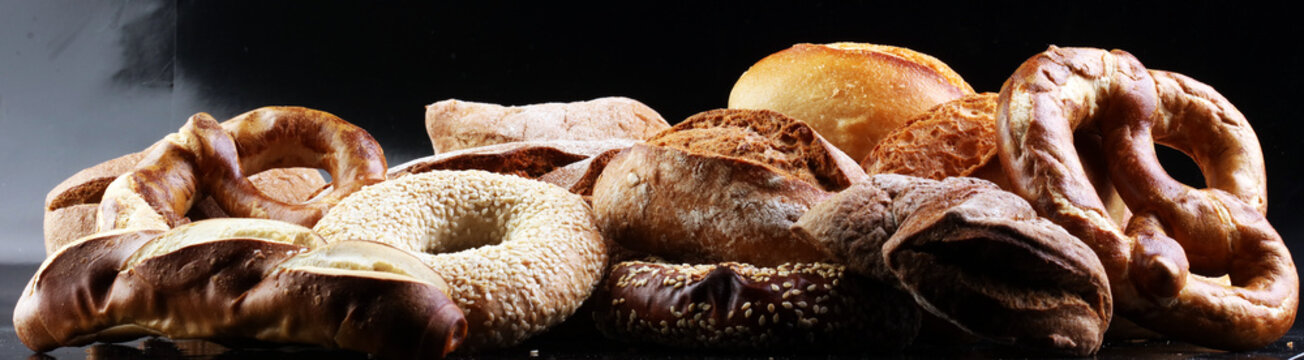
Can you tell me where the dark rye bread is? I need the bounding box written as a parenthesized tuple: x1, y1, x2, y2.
(591, 109, 868, 266)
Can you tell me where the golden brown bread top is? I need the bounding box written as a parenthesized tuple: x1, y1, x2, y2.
(823, 42, 974, 94)
(728, 43, 975, 161)
(863, 93, 998, 181)
(648, 109, 866, 192)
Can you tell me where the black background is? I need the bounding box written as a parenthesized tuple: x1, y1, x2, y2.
(173, 0, 1303, 233)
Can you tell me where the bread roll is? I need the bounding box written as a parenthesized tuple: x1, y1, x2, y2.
(729, 43, 974, 161)
(425, 97, 669, 154)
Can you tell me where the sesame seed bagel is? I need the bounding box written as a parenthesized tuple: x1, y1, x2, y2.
(313, 170, 608, 350)
(594, 260, 919, 351)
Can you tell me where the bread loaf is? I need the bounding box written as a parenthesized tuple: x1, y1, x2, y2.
(425, 97, 668, 154)
(729, 43, 974, 160)
(591, 109, 866, 266)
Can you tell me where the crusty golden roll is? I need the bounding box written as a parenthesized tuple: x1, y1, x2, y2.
(728, 43, 975, 161)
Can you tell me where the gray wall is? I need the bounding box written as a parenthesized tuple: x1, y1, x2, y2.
(1, 0, 178, 263)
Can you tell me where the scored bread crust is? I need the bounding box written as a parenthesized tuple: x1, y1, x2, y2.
(591, 109, 866, 266)
(425, 97, 669, 154)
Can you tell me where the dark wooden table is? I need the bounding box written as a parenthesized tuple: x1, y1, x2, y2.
(4, 263, 1301, 359)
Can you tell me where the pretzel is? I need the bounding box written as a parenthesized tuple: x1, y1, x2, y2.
(98, 107, 387, 231)
(997, 46, 1297, 350)
(199, 106, 388, 227)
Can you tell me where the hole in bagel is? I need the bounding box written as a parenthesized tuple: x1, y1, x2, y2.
(1155, 145, 1206, 189)
(317, 168, 332, 183)
(420, 196, 511, 254)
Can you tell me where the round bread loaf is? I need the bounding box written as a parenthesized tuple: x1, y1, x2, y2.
(313, 170, 608, 350)
(425, 97, 669, 154)
(728, 43, 975, 161)
(591, 109, 867, 267)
